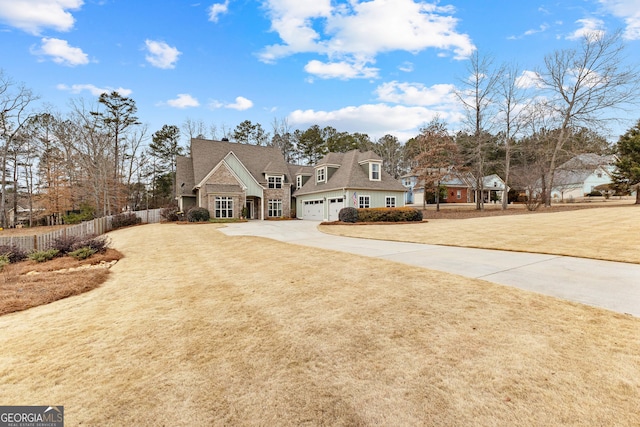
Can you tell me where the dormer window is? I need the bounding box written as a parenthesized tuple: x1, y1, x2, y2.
(316, 167, 326, 183)
(268, 175, 283, 189)
(296, 175, 303, 189)
(370, 162, 381, 181)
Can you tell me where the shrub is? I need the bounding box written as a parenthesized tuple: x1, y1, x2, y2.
(0, 244, 29, 263)
(357, 207, 423, 222)
(50, 235, 82, 255)
(338, 207, 358, 223)
(29, 249, 59, 263)
(63, 203, 95, 224)
(187, 207, 210, 222)
(0, 254, 9, 272)
(160, 205, 180, 222)
(111, 212, 142, 229)
(75, 235, 110, 253)
(69, 247, 97, 260)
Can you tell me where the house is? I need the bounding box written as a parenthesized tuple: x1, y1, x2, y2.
(176, 138, 294, 220)
(293, 150, 407, 221)
(550, 154, 617, 201)
(479, 174, 508, 204)
(408, 170, 475, 205)
(400, 173, 418, 204)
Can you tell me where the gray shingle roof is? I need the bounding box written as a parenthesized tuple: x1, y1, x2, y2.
(176, 155, 196, 196)
(187, 138, 292, 188)
(294, 150, 406, 195)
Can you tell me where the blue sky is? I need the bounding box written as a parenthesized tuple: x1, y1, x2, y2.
(0, 0, 638, 143)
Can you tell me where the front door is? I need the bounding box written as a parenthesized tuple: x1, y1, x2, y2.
(245, 200, 253, 219)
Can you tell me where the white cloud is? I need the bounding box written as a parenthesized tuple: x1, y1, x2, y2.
(56, 83, 132, 96)
(375, 81, 458, 107)
(304, 59, 378, 79)
(398, 62, 414, 73)
(259, 0, 474, 79)
(208, 0, 229, 22)
(288, 103, 464, 141)
(225, 96, 253, 110)
(166, 94, 200, 108)
(33, 37, 88, 66)
(0, 0, 83, 35)
(567, 18, 606, 40)
(144, 40, 181, 69)
(598, 0, 640, 40)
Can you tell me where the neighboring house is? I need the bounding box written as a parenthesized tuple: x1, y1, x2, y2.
(409, 170, 475, 205)
(479, 174, 508, 204)
(550, 154, 617, 201)
(294, 150, 407, 221)
(400, 174, 418, 204)
(176, 138, 294, 220)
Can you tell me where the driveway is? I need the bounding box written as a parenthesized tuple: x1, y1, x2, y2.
(219, 220, 640, 317)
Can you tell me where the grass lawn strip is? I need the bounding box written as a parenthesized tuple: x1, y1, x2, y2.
(0, 223, 638, 426)
(320, 205, 640, 264)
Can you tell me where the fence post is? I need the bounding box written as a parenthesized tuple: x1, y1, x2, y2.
(33, 235, 37, 251)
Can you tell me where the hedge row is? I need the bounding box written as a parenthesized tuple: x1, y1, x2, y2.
(338, 207, 423, 223)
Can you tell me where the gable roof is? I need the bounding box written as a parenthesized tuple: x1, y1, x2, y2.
(295, 150, 405, 195)
(558, 154, 616, 170)
(178, 138, 293, 192)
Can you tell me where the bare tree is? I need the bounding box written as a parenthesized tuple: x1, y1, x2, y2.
(496, 62, 531, 209)
(456, 50, 501, 210)
(0, 71, 39, 227)
(536, 30, 640, 206)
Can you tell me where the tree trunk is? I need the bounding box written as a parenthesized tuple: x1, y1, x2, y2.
(636, 185, 640, 205)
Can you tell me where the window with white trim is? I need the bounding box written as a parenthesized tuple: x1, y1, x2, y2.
(385, 196, 396, 207)
(456, 190, 462, 199)
(358, 195, 370, 208)
(268, 175, 283, 189)
(268, 199, 283, 217)
(296, 175, 303, 189)
(316, 167, 326, 183)
(215, 196, 233, 218)
(370, 162, 381, 181)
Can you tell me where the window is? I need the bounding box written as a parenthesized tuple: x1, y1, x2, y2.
(215, 196, 233, 218)
(316, 167, 325, 183)
(385, 196, 396, 207)
(268, 199, 283, 217)
(358, 195, 370, 208)
(370, 162, 381, 181)
(456, 190, 462, 199)
(296, 175, 303, 189)
(268, 175, 282, 189)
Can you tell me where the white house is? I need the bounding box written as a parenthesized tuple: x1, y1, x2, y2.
(550, 154, 617, 201)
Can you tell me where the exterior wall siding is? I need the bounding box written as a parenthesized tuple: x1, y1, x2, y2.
(224, 155, 263, 197)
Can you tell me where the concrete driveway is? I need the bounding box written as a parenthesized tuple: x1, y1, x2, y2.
(219, 220, 640, 317)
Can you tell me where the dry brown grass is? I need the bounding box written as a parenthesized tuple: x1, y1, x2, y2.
(0, 249, 122, 315)
(0, 223, 638, 426)
(321, 204, 640, 264)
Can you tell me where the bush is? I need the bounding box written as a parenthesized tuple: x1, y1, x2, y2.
(357, 207, 423, 222)
(63, 203, 95, 224)
(50, 235, 82, 255)
(338, 207, 359, 223)
(29, 249, 59, 263)
(160, 205, 180, 222)
(187, 207, 210, 222)
(111, 212, 142, 229)
(75, 235, 110, 253)
(69, 247, 97, 260)
(0, 244, 29, 263)
(0, 254, 9, 272)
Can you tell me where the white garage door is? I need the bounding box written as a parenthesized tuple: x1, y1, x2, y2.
(303, 200, 324, 220)
(328, 198, 344, 221)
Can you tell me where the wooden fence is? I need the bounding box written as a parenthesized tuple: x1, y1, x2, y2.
(0, 208, 163, 252)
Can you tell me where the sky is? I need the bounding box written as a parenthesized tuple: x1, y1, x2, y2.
(0, 0, 639, 144)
